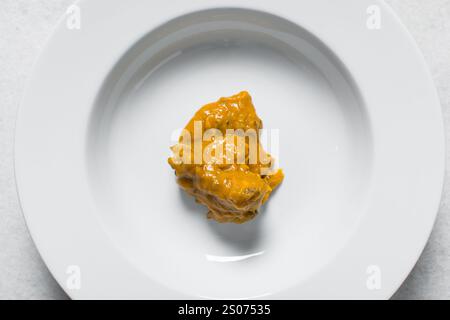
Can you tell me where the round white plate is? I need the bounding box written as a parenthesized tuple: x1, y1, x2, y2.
(15, 0, 444, 299)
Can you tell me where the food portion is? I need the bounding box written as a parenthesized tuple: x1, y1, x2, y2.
(168, 91, 283, 223)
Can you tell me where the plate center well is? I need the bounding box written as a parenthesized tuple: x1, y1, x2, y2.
(87, 9, 373, 298)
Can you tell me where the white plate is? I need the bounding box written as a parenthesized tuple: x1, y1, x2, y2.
(15, 0, 444, 299)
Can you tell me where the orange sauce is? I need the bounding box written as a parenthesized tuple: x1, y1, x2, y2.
(168, 91, 283, 223)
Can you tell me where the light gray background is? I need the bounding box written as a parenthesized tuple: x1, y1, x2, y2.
(0, 0, 449, 299)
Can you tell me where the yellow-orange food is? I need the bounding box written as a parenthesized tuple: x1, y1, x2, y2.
(168, 91, 283, 223)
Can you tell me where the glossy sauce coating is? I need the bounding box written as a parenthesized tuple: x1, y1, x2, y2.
(168, 91, 283, 223)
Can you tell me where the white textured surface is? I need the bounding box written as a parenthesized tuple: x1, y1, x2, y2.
(0, 0, 449, 299)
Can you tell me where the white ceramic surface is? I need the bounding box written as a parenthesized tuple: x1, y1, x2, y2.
(14, 0, 444, 299)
